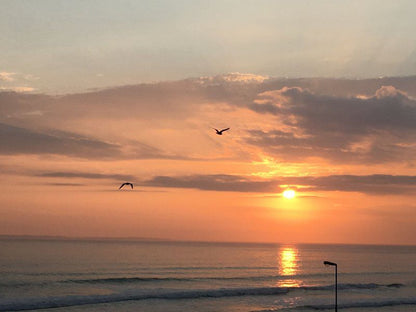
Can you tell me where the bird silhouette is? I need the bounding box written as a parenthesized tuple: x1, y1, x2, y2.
(119, 182, 133, 190)
(213, 127, 230, 135)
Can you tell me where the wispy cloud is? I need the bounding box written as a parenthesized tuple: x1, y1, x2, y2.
(0, 72, 37, 92)
(45, 183, 85, 187)
(38, 171, 135, 181)
(143, 174, 416, 195)
(0, 72, 15, 81)
(144, 174, 281, 193)
(0, 86, 36, 92)
(288, 174, 416, 195)
(197, 73, 269, 84)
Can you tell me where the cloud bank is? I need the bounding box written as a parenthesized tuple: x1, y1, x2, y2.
(0, 123, 122, 159)
(1, 74, 416, 165)
(246, 85, 416, 163)
(38, 171, 135, 181)
(143, 174, 416, 195)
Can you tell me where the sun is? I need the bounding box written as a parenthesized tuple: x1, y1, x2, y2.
(282, 189, 296, 199)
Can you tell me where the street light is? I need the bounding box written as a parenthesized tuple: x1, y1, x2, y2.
(323, 260, 337, 312)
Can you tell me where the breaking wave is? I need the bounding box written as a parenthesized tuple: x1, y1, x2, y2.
(0, 283, 404, 311)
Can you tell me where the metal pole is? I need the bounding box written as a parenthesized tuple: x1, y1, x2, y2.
(335, 264, 337, 312)
(323, 261, 338, 312)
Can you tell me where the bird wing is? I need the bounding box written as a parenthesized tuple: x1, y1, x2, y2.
(119, 183, 126, 189)
(220, 128, 230, 132)
(130, 183, 133, 189)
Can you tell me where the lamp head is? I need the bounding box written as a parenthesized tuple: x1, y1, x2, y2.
(323, 260, 337, 266)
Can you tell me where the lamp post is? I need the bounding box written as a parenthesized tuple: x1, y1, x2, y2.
(323, 261, 337, 312)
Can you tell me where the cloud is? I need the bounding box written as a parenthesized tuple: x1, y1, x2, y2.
(0, 72, 15, 81)
(0, 72, 38, 93)
(2, 75, 416, 119)
(143, 174, 416, 195)
(0, 122, 185, 160)
(2, 75, 416, 164)
(144, 174, 280, 193)
(0, 72, 39, 83)
(0, 92, 52, 119)
(286, 174, 416, 195)
(0, 81, 205, 124)
(45, 183, 85, 186)
(0, 123, 122, 159)
(197, 73, 269, 84)
(53, 80, 210, 120)
(263, 76, 416, 98)
(0, 86, 36, 92)
(246, 85, 416, 163)
(250, 86, 416, 132)
(38, 172, 135, 181)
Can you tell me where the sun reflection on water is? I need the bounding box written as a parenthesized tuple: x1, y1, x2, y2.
(277, 246, 300, 287)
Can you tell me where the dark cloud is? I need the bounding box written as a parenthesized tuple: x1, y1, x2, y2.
(38, 172, 135, 181)
(262, 76, 416, 98)
(246, 86, 416, 163)
(286, 175, 416, 195)
(0, 82, 207, 129)
(199, 75, 416, 108)
(245, 129, 415, 163)
(0, 123, 122, 158)
(0, 91, 52, 119)
(46, 80, 210, 120)
(250, 86, 416, 132)
(144, 174, 281, 193)
(0, 123, 183, 160)
(45, 183, 85, 186)
(143, 174, 416, 195)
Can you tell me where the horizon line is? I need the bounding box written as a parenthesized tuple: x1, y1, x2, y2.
(1, 234, 415, 247)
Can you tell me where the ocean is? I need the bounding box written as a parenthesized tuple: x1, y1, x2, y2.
(1, 239, 416, 312)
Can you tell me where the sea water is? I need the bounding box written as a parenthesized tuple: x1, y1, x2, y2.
(1, 239, 416, 311)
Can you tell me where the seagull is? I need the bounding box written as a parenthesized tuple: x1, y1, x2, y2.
(119, 182, 133, 190)
(213, 127, 230, 135)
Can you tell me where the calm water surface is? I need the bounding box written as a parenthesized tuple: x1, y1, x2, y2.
(1, 239, 416, 311)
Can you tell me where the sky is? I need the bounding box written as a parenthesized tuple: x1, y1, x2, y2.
(2, 0, 416, 93)
(1, 1, 416, 245)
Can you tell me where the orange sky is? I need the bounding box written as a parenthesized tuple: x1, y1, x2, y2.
(1, 75, 416, 245)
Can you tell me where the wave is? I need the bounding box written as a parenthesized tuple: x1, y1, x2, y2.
(302, 282, 403, 290)
(70, 276, 195, 283)
(68, 274, 312, 284)
(0, 283, 404, 311)
(0, 287, 288, 311)
(2, 270, 410, 288)
(67, 274, 407, 286)
(300, 298, 416, 310)
(0, 273, 332, 287)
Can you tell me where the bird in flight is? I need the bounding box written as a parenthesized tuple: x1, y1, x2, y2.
(119, 182, 133, 190)
(213, 127, 230, 135)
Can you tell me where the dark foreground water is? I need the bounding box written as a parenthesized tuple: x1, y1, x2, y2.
(1, 239, 416, 311)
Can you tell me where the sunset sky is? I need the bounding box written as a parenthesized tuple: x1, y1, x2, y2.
(1, 1, 416, 245)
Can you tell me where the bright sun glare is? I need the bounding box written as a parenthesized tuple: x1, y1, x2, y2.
(282, 190, 296, 199)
